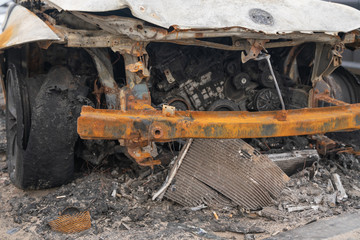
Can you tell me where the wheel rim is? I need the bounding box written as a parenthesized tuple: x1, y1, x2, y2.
(6, 64, 31, 181)
(6, 67, 19, 179)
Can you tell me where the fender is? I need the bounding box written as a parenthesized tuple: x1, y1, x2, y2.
(0, 4, 60, 50)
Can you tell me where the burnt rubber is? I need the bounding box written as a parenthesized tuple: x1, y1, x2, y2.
(7, 66, 83, 189)
(326, 66, 360, 104)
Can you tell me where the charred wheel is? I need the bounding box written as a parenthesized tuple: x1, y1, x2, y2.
(6, 62, 30, 187)
(6, 58, 83, 189)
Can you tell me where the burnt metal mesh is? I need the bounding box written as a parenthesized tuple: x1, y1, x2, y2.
(49, 211, 91, 234)
(165, 139, 289, 209)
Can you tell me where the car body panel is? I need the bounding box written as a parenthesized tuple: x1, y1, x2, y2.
(46, 0, 360, 34)
(0, 4, 60, 49)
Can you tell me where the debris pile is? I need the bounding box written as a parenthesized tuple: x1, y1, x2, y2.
(1, 130, 360, 239)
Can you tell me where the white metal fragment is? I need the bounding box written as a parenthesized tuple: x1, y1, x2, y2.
(152, 139, 193, 201)
(326, 179, 335, 193)
(287, 205, 311, 213)
(190, 204, 208, 211)
(111, 189, 117, 198)
(0, 4, 60, 48)
(332, 173, 348, 202)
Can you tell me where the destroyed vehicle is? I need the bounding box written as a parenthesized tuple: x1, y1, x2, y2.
(2, 0, 360, 190)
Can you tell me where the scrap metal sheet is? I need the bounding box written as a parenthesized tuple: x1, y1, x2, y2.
(165, 139, 289, 209)
(0, 4, 60, 49)
(46, 0, 360, 34)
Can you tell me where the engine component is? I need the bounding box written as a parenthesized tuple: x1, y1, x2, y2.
(232, 72, 251, 90)
(164, 69, 176, 84)
(180, 73, 226, 110)
(260, 70, 282, 88)
(257, 53, 286, 111)
(258, 59, 269, 71)
(287, 88, 309, 109)
(149, 44, 314, 115)
(167, 97, 191, 110)
(207, 99, 239, 111)
(149, 44, 230, 110)
(225, 58, 241, 75)
(254, 88, 281, 111)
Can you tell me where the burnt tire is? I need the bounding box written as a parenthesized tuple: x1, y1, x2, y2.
(7, 66, 82, 189)
(326, 66, 360, 103)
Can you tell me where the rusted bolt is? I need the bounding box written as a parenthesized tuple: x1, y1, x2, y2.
(139, 6, 145, 12)
(152, 126, 163, 139)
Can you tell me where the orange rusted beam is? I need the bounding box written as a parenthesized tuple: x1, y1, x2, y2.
(77, 104, 360, 141)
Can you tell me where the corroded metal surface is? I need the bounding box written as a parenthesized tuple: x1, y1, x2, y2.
(71, 11, 355, 43)
(85, 49, 119, 109)
(165, 139, 289, 209)
(77, 104, 360, 141)
(314, 90, 349, 107)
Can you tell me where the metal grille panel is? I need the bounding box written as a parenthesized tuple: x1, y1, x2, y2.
(165, 139, 289, 209)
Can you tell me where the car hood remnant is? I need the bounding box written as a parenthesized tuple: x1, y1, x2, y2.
(0, 4, 60, 49)
(46, 0, 360, 34)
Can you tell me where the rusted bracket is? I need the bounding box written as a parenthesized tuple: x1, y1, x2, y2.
(119, 53, 161, 167)
(312, 89, 348, 107)
(337, 147, 360, 156)
(127, 146, 161, 167)
(312, 135, 337, 155)
(78, 104, 360, 142)
(86, 49, 119, 109)
(311, 43, 343, 85)
(241, 39, 268, 63)
(125, 61, 150, 80)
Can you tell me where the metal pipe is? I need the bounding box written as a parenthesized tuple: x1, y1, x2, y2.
(265, 55, 286, 110)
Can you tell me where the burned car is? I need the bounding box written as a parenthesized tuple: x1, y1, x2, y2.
(1, 0, 360, 201)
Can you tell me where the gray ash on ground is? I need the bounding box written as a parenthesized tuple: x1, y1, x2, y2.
(1, 133, 360, 239)
(3, 159, 266, 239)
(0, 111, 6, 152)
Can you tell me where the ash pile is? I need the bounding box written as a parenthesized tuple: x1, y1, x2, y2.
(3, 132, 360, 239)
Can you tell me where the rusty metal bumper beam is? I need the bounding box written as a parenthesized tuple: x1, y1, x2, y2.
(78, 104, 360, 141)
